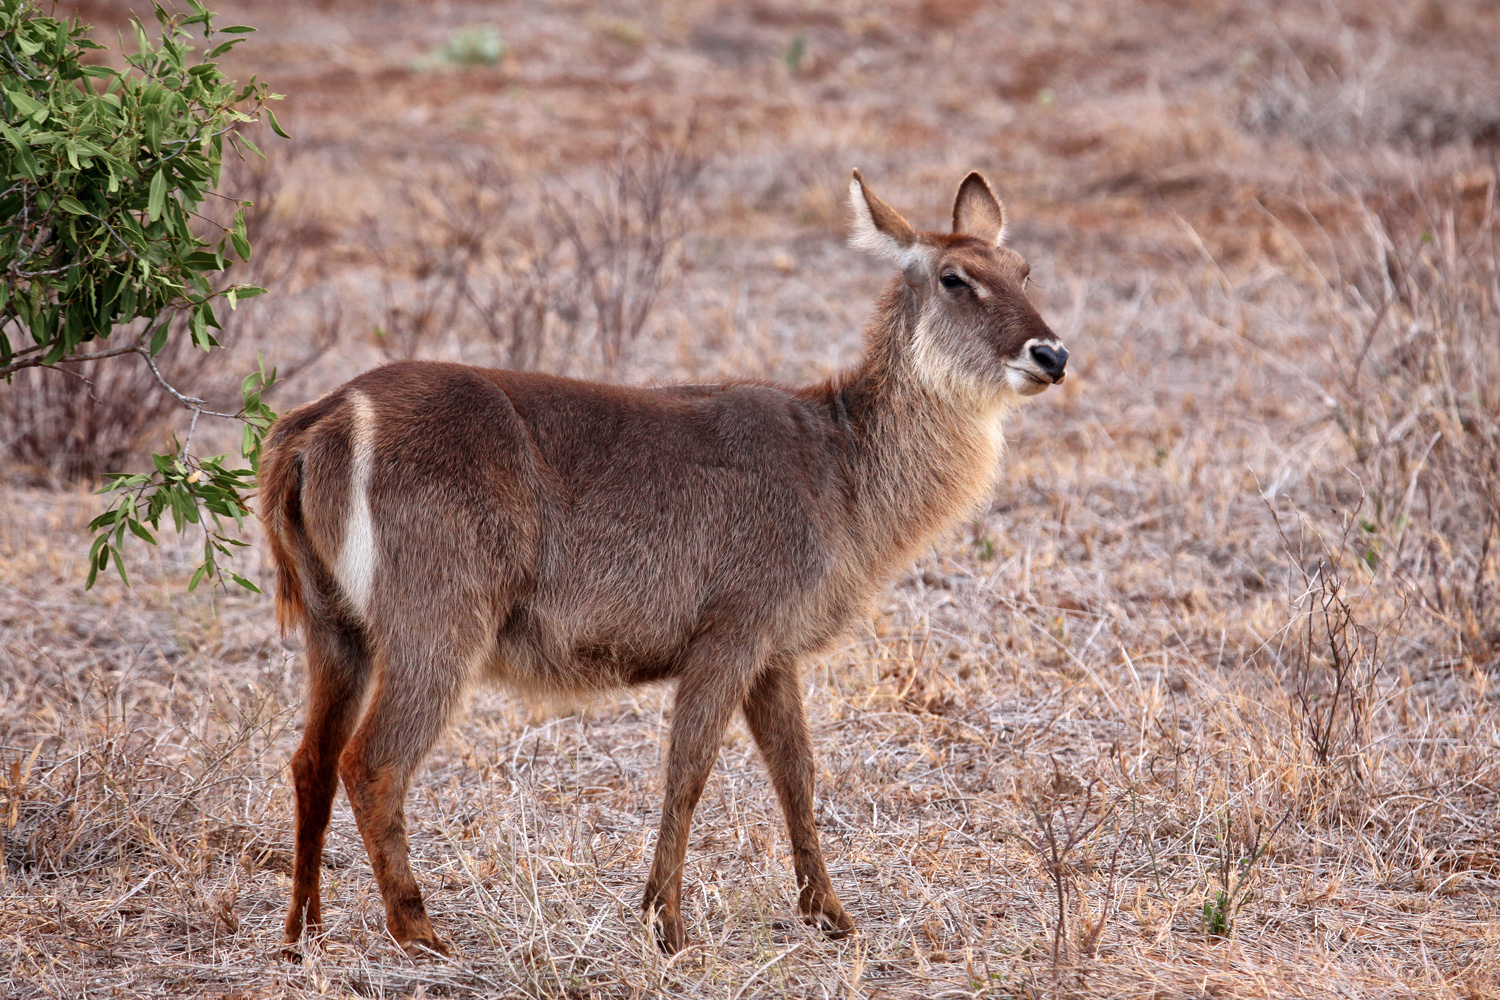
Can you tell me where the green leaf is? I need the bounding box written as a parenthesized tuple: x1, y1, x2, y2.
(265, 106, 290, 138)
(4, 89, 45, 119)
(53, 195, 89, 215)
(143, 103, 162, 151)
(149, 321, 170, 355)
(231, 208, 250, 259)
(236, 131, 263, 159)
(0, 121, 42, 179)
(113, 548, 131, 587)
(147, 168, 168, 221)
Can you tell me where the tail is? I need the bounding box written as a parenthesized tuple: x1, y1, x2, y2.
(258, 416, 313, 634)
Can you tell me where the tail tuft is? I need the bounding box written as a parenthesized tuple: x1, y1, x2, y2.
(259, 427, 309, 635)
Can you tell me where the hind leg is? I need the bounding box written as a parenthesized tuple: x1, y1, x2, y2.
(285, 624, 372, 951)
(339, 638, 476, 957)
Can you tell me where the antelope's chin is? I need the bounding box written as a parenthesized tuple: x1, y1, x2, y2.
(1005, 366, 1054, 396)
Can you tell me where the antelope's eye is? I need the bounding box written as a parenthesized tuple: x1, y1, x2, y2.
(939, 273, 968, 290)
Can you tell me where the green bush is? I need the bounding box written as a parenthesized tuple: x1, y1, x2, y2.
(0, 0, 284, 591)
(414, 25, 505, 70)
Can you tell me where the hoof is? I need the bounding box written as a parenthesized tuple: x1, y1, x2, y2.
(804, 905, 857, 940)
(281, 926, 322, 962)
(651, 912, 688, 954)
(400, 934, 453, 959)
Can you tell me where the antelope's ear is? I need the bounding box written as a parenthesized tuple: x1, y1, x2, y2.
(952, 171, 1006, 245)
(849, 169, 922, 269)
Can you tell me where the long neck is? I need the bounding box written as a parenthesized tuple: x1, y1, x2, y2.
(825, 279, 1009, 575)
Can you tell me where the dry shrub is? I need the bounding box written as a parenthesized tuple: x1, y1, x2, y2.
(2, 691, 291, 880)
(1267, 507, 1390, 786)
(1016, 762, 1123, 982)
(368, 133, 702, 376)
(0, 344, 202, 482)
(545, 136, 703, 371)
(0, 604, 295, 887)
(208, 147, 342, 381)
(365, 178, 478, 363)
(1240, 29, 1500, 149)
(1326, 168, 1500, 665)
(1238, 30, 1390, 148)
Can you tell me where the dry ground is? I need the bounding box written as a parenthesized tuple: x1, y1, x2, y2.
(3, 1, 1499, 997)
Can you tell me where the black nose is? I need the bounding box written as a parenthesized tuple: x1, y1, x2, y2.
(1030, 343, 1068, 381)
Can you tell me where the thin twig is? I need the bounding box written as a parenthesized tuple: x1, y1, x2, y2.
(132, 344, 237, 419)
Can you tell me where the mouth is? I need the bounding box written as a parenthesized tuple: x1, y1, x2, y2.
(1006, 365, 1062, 395)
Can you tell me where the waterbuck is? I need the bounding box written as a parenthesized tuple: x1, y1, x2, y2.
(261, 170, 1068, 957)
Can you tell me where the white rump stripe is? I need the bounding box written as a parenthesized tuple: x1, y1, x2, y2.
(336, 392, 378, 616)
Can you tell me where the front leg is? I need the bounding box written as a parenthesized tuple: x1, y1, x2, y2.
(642, 662, 750, 953)
(742, 659, 855, 938)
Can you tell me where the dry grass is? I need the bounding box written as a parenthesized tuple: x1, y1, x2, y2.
(3, 0, 1498, 997)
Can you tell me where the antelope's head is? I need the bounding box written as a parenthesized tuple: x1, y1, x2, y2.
(849, 169, 1067, 403)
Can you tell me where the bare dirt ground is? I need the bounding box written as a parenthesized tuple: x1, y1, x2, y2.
(3, 1, 1499, 997)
